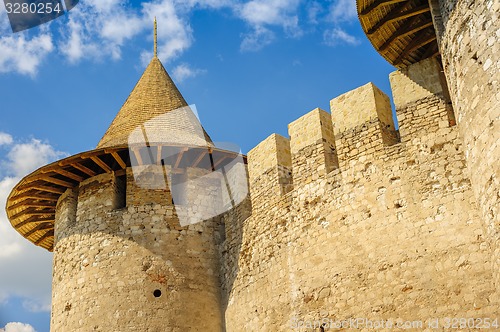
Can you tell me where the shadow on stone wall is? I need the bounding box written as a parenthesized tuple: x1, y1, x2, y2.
(54, 169, 250, 331)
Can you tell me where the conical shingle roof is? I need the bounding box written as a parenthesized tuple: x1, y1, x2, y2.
(97, 56, 213, 149)
(5, 22, 248, 251)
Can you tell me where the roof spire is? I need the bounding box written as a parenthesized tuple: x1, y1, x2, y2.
(154, 17, 158, 58)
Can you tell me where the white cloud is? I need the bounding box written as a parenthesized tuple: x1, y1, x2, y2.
(59, 0, 145, 63)
(6, 139, 67, 177)
(0, 322, 36, 332)
(173, 0, 232, 11)
(60, 0, 195, 66)
(0, 0, 360, 76)
(0, 6, 54, 76)
(172, 63, 206, 83)
(0, 133, 66, 315)
(240, 26, 275, 52)
(239, 0, 300, 27)
(22, 299, 51, 313)
(0, 133, 13, 146)
(0, 6, 52, 76)
(328, 0, 357, 23)
(321, 0, 359, 47)
(323, 27, 360, 46)
(141, 0, 194, 64)
(307, 1, 323, 25)
(237, 0, 303, 46)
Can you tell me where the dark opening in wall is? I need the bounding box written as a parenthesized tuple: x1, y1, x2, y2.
(218, 221, 226, 244)
(113, 174, 127, 209)
(153, 289, 162, 298)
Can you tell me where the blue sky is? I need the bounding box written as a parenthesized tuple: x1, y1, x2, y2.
(0, 1, 395, 331)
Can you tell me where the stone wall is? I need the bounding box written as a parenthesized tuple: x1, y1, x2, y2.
(51, 167, 226, 332)
(435, 0, 500, 289)
(223, 65, 497, 330)
(49, 46, 499, 330)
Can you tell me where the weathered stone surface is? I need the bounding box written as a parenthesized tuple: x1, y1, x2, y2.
(52, 168, 225, 332)
(222, 65, 498, 330)
(436, 0, 500, 292)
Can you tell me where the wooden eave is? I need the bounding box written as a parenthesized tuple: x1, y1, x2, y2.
(6, 144, 247, 252)
(357, 0, 440, 68)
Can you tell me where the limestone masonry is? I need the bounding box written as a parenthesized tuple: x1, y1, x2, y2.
(4, 1, 499, 331)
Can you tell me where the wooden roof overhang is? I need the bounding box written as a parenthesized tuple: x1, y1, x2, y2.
(6, 144, 247, 252)
(357, 0, 439, 68)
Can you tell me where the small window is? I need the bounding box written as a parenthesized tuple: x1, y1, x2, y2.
(113, 174, 127, 209)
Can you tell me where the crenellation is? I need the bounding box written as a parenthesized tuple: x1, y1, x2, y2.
(224, 65, 498, 329)
(389, 58, 446, 110)
(330, 83, 399, 173)
(330, 82, 397, 143)
(247, 134, 292, 209)
(288, 108, 338, 186)
(390, 60, 459, 145)
(395, 95, 451, 143)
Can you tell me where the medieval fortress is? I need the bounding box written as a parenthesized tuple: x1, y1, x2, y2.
(5, 0, 499, 331)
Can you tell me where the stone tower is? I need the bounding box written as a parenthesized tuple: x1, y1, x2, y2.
(5, 25, 247, 331)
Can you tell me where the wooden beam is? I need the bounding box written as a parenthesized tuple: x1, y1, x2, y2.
(421, 41, 439, 58)
(192, 149, 208, 168)
(15, 215, 54, 229)
(17, 177, 72, 191)
(156, 146, 163, 165)
(368, 4, 430, 35)
(394, 29, 436, 65)
(35, 230, 54, 245)
(213, 156, 228, 169)
(114, 169, 127, 177)
(21, 210, 54, 217)
(110, 151, 127, 169)
(360, 0, 407, 16)
(174, 148, 188, 169)
(52, 168, 85, 182)
(43, 177, 74, 188)
(379, 17, 433, 51)
(24, 222, 53, 238)
(10, 207, 54, 220)
(90, 156, 113, 173)
(132, 148, 143, 166)
(7, 198, 30, 211)
(10, 207, 35, 219)
(8, 200, 55, 211)
(32, 185, 66, 195)
(31, 184, 66, 195)
(10, 192, 59, 202)
(391, 4, 430, 21)
(72, 162, 97, 177)
(171, 168, 185, 174)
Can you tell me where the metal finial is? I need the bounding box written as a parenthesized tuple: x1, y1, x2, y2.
(154, 17, 158, 57)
